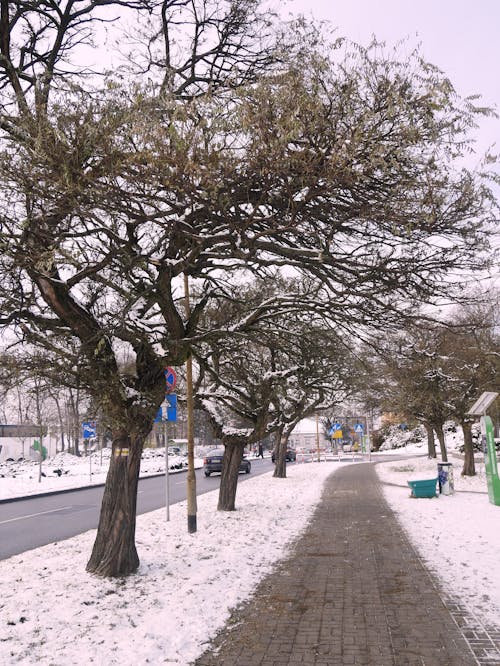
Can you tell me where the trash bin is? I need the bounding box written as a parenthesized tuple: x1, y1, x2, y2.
(437, 462, 454, 495)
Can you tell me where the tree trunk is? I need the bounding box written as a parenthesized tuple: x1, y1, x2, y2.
(461, 420, 476, 476)
(435, 424, 448, 462)
(54, 395, 65, 452)
(424, 422, 437, 458)
(273, 429, 287, 479)
(68, 389, 81, 456)
(74, 432, 81, 457)
(217, 443, 245, 511)
(86, 429, 143, 576)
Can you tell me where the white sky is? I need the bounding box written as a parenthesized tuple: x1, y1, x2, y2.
(95, 0, 499, 163)
(287, 0, 500, 165)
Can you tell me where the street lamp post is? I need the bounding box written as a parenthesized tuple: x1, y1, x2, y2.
(315, 413, 320, 462)
(184, 273, 197, 533)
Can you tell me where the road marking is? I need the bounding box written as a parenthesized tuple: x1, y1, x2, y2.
(0, 506, 74, 525)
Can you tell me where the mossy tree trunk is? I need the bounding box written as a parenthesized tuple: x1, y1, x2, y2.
(461, 420, 476, 476)
(273, 428, 288, 479)
(424, 421, 437, 459)
(435, 424, 448, 462)
(218, 442, 245, 511)
(86, 427, 147, 576)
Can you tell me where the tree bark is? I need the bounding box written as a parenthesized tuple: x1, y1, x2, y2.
(424, 421, 437, 458)
(73, 431, 81, 457)
(273, 429, 287, 479)
(86, 429, 143, 576)
(68, 390, 81, 456)
(461, 420, 476, 476)
(435, 424, 448, 462)
(217, 443, 245, 511)
(53, 394, 65, 452)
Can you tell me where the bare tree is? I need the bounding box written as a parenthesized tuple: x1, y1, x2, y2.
(0, 2, 496, 575)
(362, 302, 499, 472)
(194, 278, 356, 505)
(437, 295, 499, 475)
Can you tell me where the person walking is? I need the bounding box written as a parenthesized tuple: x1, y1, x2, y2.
(258, 443, 264, 459)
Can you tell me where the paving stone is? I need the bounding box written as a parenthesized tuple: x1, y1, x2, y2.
(194, 463, 500, 666)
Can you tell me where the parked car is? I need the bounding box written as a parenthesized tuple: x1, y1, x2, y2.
(271, 448, 297, 463)
(203, 448, 251, 477)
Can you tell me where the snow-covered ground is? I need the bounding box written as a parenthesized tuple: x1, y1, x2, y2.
(0, 447, 205, 500)
(376, 449, 500, 629)
(0, 433, 499, 665)
(0, 458, 345, 665)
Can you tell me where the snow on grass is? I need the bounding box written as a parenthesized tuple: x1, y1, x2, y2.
(376, 453, 500, 629)
(3, 430, 500, 664)
(0, 448, 201, 501)
(0, 461, 345, 665)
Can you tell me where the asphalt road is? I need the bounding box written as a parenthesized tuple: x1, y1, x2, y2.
(0, 458, 274, 560)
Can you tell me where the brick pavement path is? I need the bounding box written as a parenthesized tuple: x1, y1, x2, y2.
(194, 462, 494, 666)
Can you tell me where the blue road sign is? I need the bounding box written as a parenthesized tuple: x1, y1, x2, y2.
(155, 394, 178, 422)
(354, 423, 364, 433)
(166, 393, 177, 421)
(82, 421, 97, 439)
(164, 367, 177, 393)
(328, 422, 342, 435)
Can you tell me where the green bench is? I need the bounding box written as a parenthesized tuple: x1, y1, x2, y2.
(407, 478, 438, 498)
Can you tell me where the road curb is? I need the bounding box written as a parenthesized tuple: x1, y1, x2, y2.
(0, 471, 170, 505)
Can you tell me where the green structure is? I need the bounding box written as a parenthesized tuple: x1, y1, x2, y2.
(468, 392, 499, 507)
(482, 415, 500, 506)
(33, 439, 48, 461)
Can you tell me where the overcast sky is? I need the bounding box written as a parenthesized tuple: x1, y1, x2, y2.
(287, 0, 499, 166)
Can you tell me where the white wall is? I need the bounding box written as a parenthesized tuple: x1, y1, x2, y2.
(289, 432, 329, 450)
(0, 437, 35, 462)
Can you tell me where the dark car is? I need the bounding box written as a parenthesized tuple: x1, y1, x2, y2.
(203, 448, 251, 477)
(271, 448, 297, 463)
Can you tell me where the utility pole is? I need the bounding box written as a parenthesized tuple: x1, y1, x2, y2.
(315, 412, 320, 462)
(184, 273, 197, 533)
(365, 414, 372, 462)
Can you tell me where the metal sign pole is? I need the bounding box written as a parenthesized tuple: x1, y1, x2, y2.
(38, 426, 44, 483)
(164, 416, 170, 522)
(366, 415, 372, 462)
(354, 422, 364, 460)
(157, 386, 178, 523)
